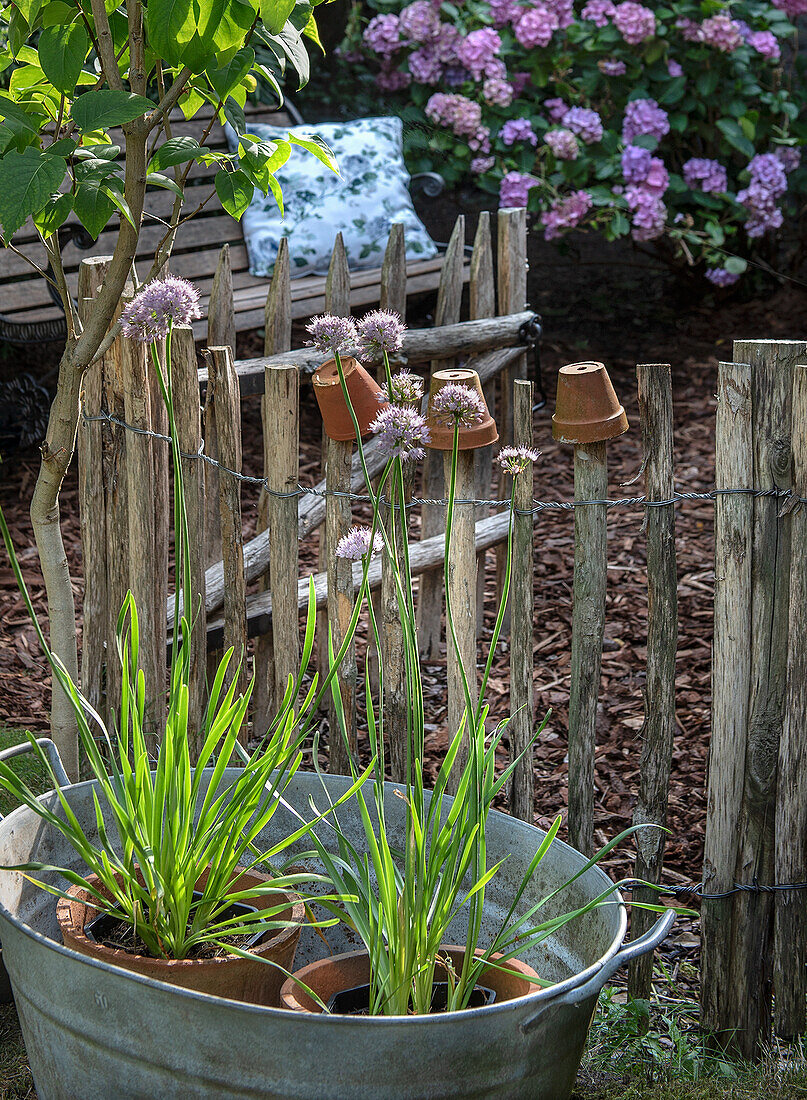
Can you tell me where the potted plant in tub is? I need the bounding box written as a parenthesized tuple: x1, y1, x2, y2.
(0, 278, 353, 1006)
(278, 312, 670, 1016)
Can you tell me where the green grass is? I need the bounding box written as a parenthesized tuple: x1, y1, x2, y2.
(0, 728, 49, 819)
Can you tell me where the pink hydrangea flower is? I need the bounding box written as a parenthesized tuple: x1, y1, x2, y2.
(613, 2, 656, 45)
(699, 14, 743, 52)
(771, 0, 807, 14)
(598, 58, 627, 76)
(541, 190, 592, 239)
(425, 93, 483, 138)
(488, 0, 522, 26)
(622, 98, 669, 143)
(705, 268, 741, 288)
(469, 126, 492, 153)
(471, 155, 496, 174)
(682, 158, 728, 194)
(625, 187, 666, 240)
(676, 17, 701, 42)
(545, 128, 579, 160)
(547, 0, 575, 29)
(511, 71, 531, 96)
(436, 25, 461, 64)
(544, 98, 568, 123)
(456, 27, 502, 80)
(500, 118, 538, 146)
(667, 59, 683, 77)
(775, 147, 801, 173)
(376, 66, 411, 92)
(582, 0, 615, 27)
(363, 14, 402, 57)
(399, 1, 441, 44)
(515, 4, 559, 48)
(499, 171, 540, 208)
(409, 47, 443, 84)
(621, 146, 667, 195)
(747, 30, 780, 61)
(563, 106, 603, 144)
(483, 77, 514, 107)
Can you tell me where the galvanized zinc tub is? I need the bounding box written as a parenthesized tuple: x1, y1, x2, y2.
(0, 748, 673, 1100)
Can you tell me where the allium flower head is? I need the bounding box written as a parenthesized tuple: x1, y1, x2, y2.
(306, 314, 358, 354)
(356, 310, 405, 359)
(336, 526, 383, 561)
(496, 445, 541, 475)
(430, 383, 485, 427)
(121, 275, 201, 342)
(379, 371, 424, 406)
(369, 405, 431, 461)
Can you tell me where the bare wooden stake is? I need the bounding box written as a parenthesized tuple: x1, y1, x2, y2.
(470, 212, 496, 634)
(254, 238, 292, 733)
(701, 360, 753, 1036)
(510, 380, 535, 822)
(567, 440, 608, 858)
(445, 447, 478, 793)
(417, 214, 465, 659)
(628, 363, 678, 1004)
(264, 364, 300, 723)
(172, 326, 206, 756)
(726, 339, 804, 1059)
(774, 361, 807, 1039)
(205, 346, 247, 730)
(380, 222, 407, 326)
(204, 244, 235, 569)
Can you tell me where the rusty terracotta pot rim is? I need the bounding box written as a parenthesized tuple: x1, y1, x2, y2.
(56, 867, 304, 972)
(312, 355, 362, 389)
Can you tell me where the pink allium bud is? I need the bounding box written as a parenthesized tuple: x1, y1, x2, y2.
(496, 445, 541, 475)
(430, 383, 485, 427)
(369, 405, 431, 461)
(121, 275, 201, 342)
(336, 526, 383, 561)
(356, 310, 406, 358)
(306, 314, 358, 354)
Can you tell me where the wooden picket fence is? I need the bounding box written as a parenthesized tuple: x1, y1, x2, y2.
(76, 217, 806, 1060)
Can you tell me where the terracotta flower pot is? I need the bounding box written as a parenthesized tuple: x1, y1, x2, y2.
(57, 866, 304, 1006)
(551, 361, 628, 444)
(279, 945, 542, 1014)
(313, 356, 388, 441)
(425, 368, 498, 450)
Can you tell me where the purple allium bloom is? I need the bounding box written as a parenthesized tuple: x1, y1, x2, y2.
(336, 526, 383, 561)
(544, 98, 568, 123)
(545, 128, 579, 160)
(541, 191, 593, 240)
(500, 118, 538, 147)
(457, 27, 502, 80)
(306, 314, 358, 354)
(699, 14, 743, 52)
(363, 14, 402, 57)
(409, 47, 443, 84)
(705, 267, 741, 288)
(483, 77, 514, 107)
(379, 371, 424, 406)
(399, 0, 441, 44)
(625, 187, 666, 240)
(598, 58, 627, 76)
(613, 2, 655, 45)
(747, 30, 780, 61)
(496, 445, 541, 475)
(683, 158, 728, 194)
(369, 405, 430, 461)
(499, 171, 540, 208)
(511, 71, 531, 96)
(563, 107, 603, 144)
(622, 98, 669, 143)
(515, 4, 559, 48)
(356, 310, 405, 359)
(430, 383, 485, 427)
(582, 0, 615, 27)
(121, 275, 201, 342)
(471, 155, 496, 174)
(775, 147, 801, 174)
(376, 66, 411, 92)
(666, 59, 683, 77)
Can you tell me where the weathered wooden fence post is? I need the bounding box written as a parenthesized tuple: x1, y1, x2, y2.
(324, 235, 357, 775)
(629, 362, 678, 1003)
(205, 345, 247, 730)
(509, 379, 535, 822)
(701, 359, 753, 1037)
(774, 360, 807, 1039)
(254, 237, 292, 732)
(445, 444, 477, 792)
(205, 244, 235, 568)
(417, 215, 465, 659)
(470, 212, 496, 634)
(172, 326, 206, 756)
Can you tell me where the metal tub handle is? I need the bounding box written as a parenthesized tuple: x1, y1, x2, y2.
(0, 738, 70, 819)
(520, 909, 676, 1034)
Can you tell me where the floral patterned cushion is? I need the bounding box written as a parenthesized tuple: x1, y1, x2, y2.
(225, 116, 438, 279)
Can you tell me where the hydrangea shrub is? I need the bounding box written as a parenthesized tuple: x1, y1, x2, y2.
(358, 0, 806, 284)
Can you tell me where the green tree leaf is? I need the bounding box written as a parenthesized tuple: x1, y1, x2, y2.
(289, 132, 338, 174)
(146, 171, 186, 199)
(206, 48, 255, 103)
(72, 90, 156, 133)
(0, 147, 67, 238)
(215, 168, 254, 219)
(73, 179, 116, 238)
(0, 94, 39, 134)
(261, 0, 296, 36)
(148, 136, 209, 172)
(38, 21, 90, 95)
(33, 192, 74, 237)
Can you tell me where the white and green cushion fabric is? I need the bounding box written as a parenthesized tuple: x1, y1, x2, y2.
(225, 116, 438, 279)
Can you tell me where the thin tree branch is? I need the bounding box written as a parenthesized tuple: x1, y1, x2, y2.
(90, 0, 124, 91)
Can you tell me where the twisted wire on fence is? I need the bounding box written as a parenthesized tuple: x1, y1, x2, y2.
(81, 406, 807, 514)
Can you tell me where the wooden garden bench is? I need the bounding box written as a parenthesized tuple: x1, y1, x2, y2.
(0, 102, 464, 346)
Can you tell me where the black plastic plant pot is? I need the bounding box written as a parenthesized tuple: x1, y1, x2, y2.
(327, 981, 497, 1016)
(84, 892, 268, 949)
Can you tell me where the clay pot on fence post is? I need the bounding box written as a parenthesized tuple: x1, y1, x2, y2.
(312, 357, 388, 441)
